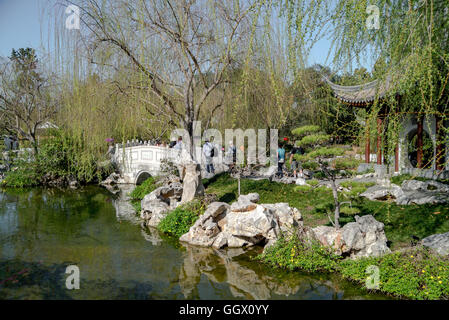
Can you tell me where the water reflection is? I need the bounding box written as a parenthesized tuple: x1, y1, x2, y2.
(178, 245, 365, 300)
(0, 186, 389, 300)
(109, 184, 140, 224)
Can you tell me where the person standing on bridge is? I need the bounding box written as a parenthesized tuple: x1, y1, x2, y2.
(174, 136, 183, 151)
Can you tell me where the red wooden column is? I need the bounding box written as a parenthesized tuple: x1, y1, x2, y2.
(436, 115, 444, 170)
(377, 117, 383, 165)
(365, 121, 370, 163)
(417, 116, 423, 168)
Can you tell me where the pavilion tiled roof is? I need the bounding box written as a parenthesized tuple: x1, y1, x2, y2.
(325, 76, 392, 106)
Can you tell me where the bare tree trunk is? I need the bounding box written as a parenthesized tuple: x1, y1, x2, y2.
(29, 133, 38, 156)
(320, 160, 340, 229)
(238, 174, 241, 196)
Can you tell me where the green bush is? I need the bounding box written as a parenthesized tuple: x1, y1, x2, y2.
(335, 158, 360, 170)
(2, 130, 112, 187)
(158, 200, 206, 237)
(257, 235, 341, 272)
(340, 181, 375, 189)
(291, 125, 321, 137)
(300, 160, 318, 170)
(1, 160, 41, 188)
(129, 176, 158, 200)
(339, 206, 361, 215)
(258, 232, 449, 300)
(294, 185, 312, 192)
(339, 247, 449, 300)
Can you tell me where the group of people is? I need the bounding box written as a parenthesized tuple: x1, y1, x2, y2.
(276, 142, 304, 178)
(172, 136, 237, 175)
(172, 135, 303, 178)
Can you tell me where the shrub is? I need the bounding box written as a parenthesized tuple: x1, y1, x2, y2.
(291, 125, 320, 137)
(294, 185, 312, 192)
(339, 247, 449, 300)
(158, 200, 206, 237)
(1, 160, 41, 188)
(129, 176, 158, 200)
(300, 161, 318, 170)
(335, 158, 360, 170)
(2, 129, 112, 187)
(339, 206, 361, 215)
(257, 235, 341, 272)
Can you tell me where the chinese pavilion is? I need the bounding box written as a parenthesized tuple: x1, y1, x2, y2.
(325, 77, 449, 178)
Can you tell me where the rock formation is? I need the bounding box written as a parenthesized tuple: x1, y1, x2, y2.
(360, 179, 449, 205)
(140, 181, 183, 227)
(312, 215, 391, 259)
(181, 163, 205, 203)
(180, 193, 304, 249)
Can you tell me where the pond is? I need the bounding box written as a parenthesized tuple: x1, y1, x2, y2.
(0, 186, 390, 300)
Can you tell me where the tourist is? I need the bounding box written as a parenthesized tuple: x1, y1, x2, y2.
(203, 138, 215, 174)
(226, 140, 236, 166)
(289, 143, 304, 178)
(174, 136, 183, 150)
(277, 143, 286, 178)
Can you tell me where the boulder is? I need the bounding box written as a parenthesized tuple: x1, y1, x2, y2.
(312, 215, 390, 259)
(143, 183, 183, 204)
(179, 202, 230, 247)
(140, 181, 184, 227)
(360, 184, 404, 201)
(223, 205, 280, 245)
(230, 193, 259, 212)
(140, 200, 170, 227)
(258, 165, 277, 177)
(361, 179, 449, 205)
(271, 176, 296, 184)
(100, 172, 121, 185)
(181, 163, 205, 203)
(401, 179, 427, 191)
(295, 178, 308, 186)
(68, 177, 79, 189)
(421, 232, 449, 256)
(180, 193, 305, 250)
(261, 203, 303, 235)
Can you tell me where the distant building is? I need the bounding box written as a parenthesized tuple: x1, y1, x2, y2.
(326, 77, 449, 179)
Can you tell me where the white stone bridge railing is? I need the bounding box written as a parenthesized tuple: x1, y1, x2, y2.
(112, 140, 179, 184)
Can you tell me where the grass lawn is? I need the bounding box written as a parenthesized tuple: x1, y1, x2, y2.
(203, 173, 449, 250)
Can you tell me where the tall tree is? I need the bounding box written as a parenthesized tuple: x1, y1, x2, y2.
(70, 0, 261, 158)
(0, 48, 56, 155)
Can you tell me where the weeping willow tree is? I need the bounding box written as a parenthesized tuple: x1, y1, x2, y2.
(54, 0, 267, 159)
(278, 0, 449, 169)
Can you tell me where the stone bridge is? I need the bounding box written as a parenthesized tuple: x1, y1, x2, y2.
(112, 141, 179, 184)
(112, 140, 228, 184)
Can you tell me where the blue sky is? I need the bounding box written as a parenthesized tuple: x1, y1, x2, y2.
(0, 0, 48, 57)
(0, 0, 372, 71)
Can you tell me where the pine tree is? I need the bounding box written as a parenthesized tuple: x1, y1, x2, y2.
(292, 125, 353, 229)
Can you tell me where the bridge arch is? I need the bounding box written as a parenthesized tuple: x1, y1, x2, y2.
(135, 171, 152, 185)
